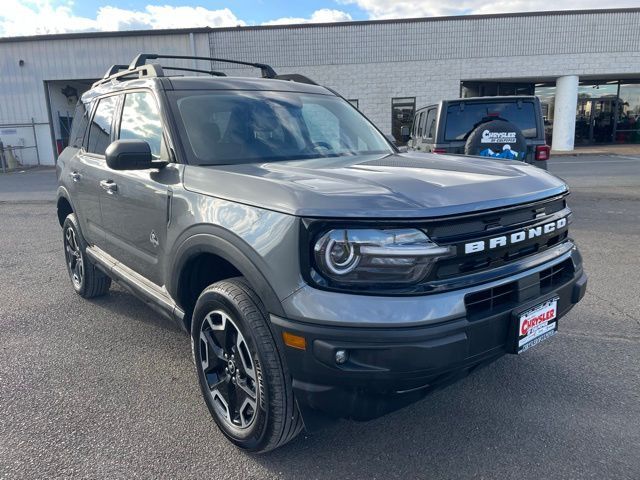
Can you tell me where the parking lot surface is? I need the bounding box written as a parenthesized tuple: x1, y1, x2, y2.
(1, 155, 639, 479)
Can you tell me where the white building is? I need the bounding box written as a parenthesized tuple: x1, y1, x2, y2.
(1, 7, 639, 166)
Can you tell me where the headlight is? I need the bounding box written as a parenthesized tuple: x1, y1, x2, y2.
(312, 228, 454, 287)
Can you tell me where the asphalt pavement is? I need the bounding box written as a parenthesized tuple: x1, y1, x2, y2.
(0, 155, 639, 479)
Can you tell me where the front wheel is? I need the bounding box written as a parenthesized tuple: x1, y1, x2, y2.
(192, 278, 302, 453)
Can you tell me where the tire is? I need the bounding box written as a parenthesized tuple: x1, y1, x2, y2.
(191, 278, 302, 453)
(464, 119, 527, 161)
(62, 213, 111, 298)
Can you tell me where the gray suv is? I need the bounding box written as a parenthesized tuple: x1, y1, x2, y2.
(57, 54, 587, 453)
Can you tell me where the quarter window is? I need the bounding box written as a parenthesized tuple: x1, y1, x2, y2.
(87, 96, 118, 155)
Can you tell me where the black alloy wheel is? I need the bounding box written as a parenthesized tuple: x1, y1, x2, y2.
(199, 309, 260, 430)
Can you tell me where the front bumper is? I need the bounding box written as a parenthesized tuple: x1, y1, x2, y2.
(271, 245, 586, 424)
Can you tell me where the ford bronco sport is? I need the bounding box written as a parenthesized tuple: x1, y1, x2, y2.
(57, 54, 587, 453)
(409, 96, 551, 168)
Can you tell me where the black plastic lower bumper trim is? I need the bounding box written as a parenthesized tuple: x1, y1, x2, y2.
(271, 269, 587, 424)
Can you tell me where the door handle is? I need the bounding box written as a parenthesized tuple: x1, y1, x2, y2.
(69, 171, 81, 182)
(100, 180, 118, 194)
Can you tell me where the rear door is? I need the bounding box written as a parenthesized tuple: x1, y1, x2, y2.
(99, 90, 176, 286)
(70, 95, 119, 248)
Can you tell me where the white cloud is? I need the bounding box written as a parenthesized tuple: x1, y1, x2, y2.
(0, 1, 246, 37)
(262, 8, 353, 26)
(339, 0, 640, 18)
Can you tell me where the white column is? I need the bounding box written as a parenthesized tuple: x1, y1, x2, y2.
(551, 75, 579, 151)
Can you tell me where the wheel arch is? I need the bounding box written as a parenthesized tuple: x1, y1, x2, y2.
(56, 186, 75, 227)
(168, 228, 286, 332)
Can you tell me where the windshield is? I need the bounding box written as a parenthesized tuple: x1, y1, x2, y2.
(444, 101, 538, 140)
(169, 90, 393, 165)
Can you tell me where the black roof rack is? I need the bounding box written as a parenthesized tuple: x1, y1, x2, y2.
(92, 64, 164, 87)
(91, 53, 322, 89)
(161, 66, 226, 77)
(273, 73, 318, 85)
(129, 53, 278, 79)
(102, 64, 129, 78)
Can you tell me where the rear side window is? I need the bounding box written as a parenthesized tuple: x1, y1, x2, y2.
(68, 99, 92, 148)
(444, 102, 537, 140)
(119, 92, 165, 159)
(415, 111, 424, 137)
(87, 96, 118, 155)
(424, 108, 436, 139)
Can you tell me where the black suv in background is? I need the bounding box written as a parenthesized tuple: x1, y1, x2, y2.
(409, 96, 551, 168)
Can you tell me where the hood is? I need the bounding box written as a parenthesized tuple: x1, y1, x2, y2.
(183, 152, 567, 218)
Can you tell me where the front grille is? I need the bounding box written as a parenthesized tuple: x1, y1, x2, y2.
(464, 258, 575, 318)
(423, 195, 571, 282)
(427, 197, 566, 239)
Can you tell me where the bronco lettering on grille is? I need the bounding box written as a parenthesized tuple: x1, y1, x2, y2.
(464, 217, 567, 254)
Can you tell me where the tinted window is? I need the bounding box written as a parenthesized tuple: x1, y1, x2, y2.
(416, 111, 424, 137)
(119, 92, 165, 159)
(68, 99, 92, 148)
(425, 108, 436, 139)
(170, 90, 392, 165)
(444, 101, 537, 140)
(87, 96, 118, 155)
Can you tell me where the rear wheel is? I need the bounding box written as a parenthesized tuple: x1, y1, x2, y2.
(62, 213, 111, 298)
(192, 278, 302, 452)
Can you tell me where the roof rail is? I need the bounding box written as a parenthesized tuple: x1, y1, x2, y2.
(91, 54, 324, 89)
(91, 64, 164, 88)
(102, 64, 129, 78)
(162, 66, 226, 77)
(129, 53, 278, 79)
(273, 73, 318, 85)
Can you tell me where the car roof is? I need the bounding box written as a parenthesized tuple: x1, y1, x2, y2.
(445, 96, 539, 102)
(415, 96, 540, 114)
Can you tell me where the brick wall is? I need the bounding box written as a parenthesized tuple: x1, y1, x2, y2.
(209, 10, 640, 134)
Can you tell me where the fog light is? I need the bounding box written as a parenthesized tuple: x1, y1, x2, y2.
(335, 349, 348, 365)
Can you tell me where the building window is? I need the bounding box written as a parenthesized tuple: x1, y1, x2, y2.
(347, 99, 359, 109)
(391, 97, 415, 145)
(536, 80, 623, 145)
(616, 83, 640, 143)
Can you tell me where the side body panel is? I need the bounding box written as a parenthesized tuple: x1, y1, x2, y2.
(164, 175, 304, 316)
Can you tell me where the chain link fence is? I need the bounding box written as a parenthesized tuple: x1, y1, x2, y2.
(0, 119, 41, 173)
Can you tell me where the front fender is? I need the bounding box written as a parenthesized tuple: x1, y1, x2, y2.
(167, 225, 287, 318)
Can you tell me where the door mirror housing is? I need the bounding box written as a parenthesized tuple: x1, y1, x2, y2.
(105, 139, 155, 170)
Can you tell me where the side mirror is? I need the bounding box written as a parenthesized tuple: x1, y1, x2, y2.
(105, 139, 154, 170)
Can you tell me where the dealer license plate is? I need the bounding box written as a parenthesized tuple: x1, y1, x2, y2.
(516, 297, 559, 354)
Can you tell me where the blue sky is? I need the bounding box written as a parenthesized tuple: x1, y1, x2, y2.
(70, 1, 368, 25)
(1, 1, 638, 37)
